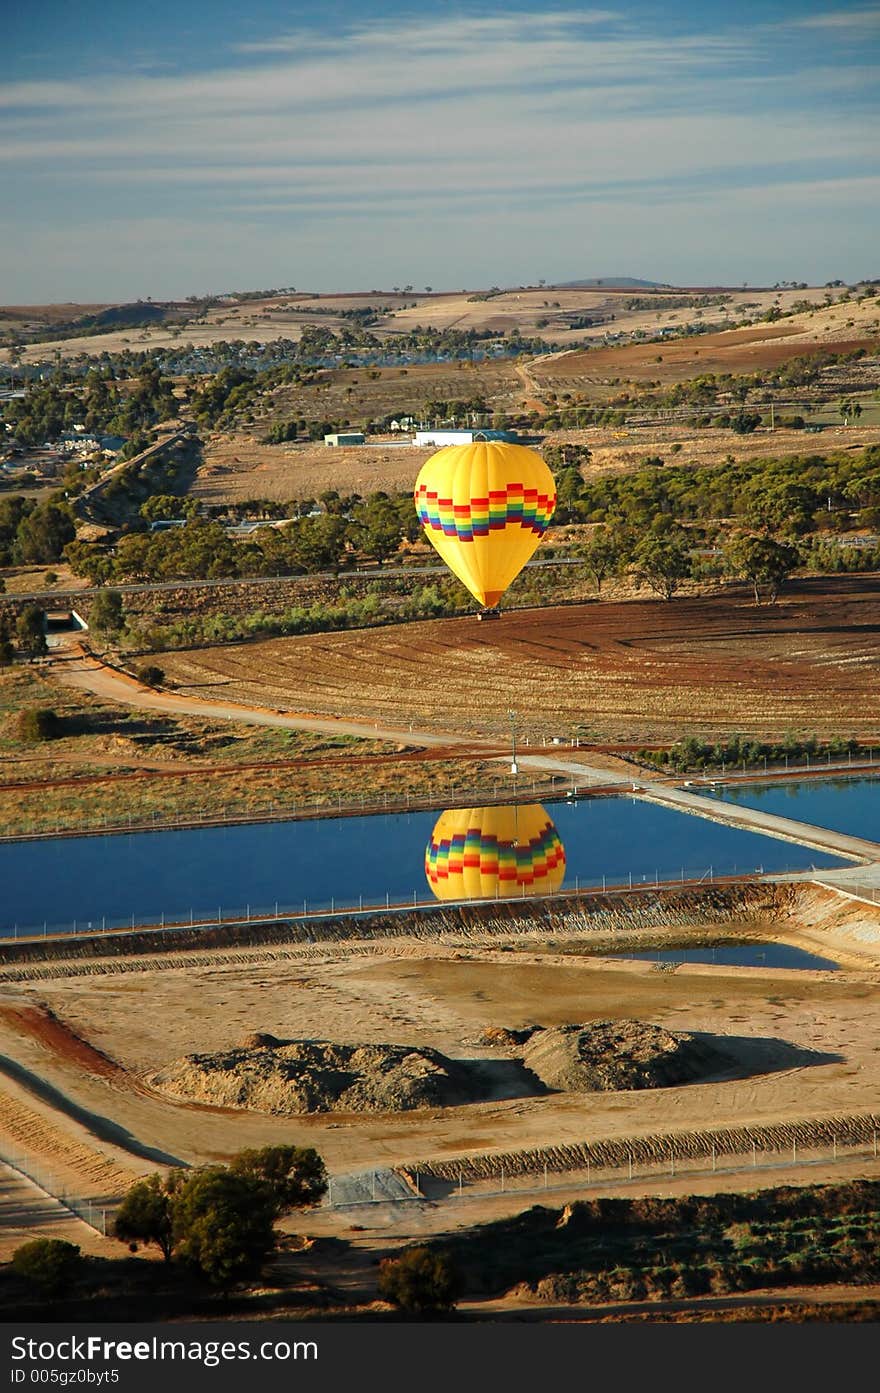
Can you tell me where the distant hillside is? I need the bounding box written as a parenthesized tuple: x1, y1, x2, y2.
(556, 277, 674, 289)
(72, 302, 172, 329)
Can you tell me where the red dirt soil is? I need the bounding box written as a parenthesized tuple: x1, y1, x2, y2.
(156, 576, 880, 741)
(0, 1004, 123, 1080)
(543, 334, 877, 385)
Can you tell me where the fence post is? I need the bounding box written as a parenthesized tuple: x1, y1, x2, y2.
(752, 1141, 757, 1167)
(628, 1152, 632, 1181)
(544, 1163, 548, 1190)
(500, 1165, 504, 1193)
(793, 1138, 797, 1163)
(458, 1169, 463, 1196)
(711, 1143, 716, 1172)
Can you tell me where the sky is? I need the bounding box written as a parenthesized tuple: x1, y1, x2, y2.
(2, 1, 878, 302)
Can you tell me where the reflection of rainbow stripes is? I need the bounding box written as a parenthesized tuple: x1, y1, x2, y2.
(425, 822, 566, 888)
(415, 482, 555, 541)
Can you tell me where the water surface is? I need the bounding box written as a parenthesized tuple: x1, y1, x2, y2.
(701, 775, 880, 844)
(0, 794, 847, 935)
(609, 942, 840, 971)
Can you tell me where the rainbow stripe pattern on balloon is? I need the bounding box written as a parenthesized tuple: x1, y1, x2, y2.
(425, 805, 566, 901)
(415, 481, 555, 542)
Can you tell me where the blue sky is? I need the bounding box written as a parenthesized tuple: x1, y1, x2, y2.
(2, 1, 878, 302)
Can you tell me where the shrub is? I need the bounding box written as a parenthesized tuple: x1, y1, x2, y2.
(12, 1239, 83, 1296)
(378, 1247, 461, 1314)
(135, 664, 164, 688)
(18, 706, 62, 741)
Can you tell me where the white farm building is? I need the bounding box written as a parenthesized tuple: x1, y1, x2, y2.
(412, 428, 518, 448)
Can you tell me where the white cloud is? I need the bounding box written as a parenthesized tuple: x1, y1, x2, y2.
(790, 6, 880, 30)
(1, 7, 876, 297)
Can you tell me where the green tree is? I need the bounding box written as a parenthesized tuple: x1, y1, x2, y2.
(378, 1247, 461, 1315)
(579, 525, 621, 593)
(140, 494, 196, 523)
(13, 502, 76, 565)
(730, 411, 761, 435)
(724, 532, 801, 604)
(114, 1173, 174, 1260)
(15, 604, 47, 656)
(0, 614, 14, 666)
(229, 1145, 327, 1214)
(632, 530, 692, 600)
(89, 588, 125, 636)
(354, 494, 404, 564)
(742, 481, 817, 537)
(12, 1238, 83, 1297)
(288, 514, 348, 573)
(171, 1167, 278, 1288)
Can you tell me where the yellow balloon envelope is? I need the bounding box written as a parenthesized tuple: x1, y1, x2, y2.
(425, 804, 566, 901)
(414, 441, 556, 608)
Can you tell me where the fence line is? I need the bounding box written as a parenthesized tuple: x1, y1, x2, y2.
(0, 1148, 111, 1235)
(0, 778, 582, 846)
(3, 758, 877, 848)
(812, 879, 880, 906)
(0, 862, 820, 945)
(327, 1125, 880, 1210)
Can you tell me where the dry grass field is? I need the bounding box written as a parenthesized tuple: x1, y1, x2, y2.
(192, 420, 880, 508)
(154, 578, 880, 743)
(0, 665, 532, 835)
(9, 283, 864, 364)
(193, 435, 436, 504)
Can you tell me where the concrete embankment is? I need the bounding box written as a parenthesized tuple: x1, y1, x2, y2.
(0, 882, 788, 973)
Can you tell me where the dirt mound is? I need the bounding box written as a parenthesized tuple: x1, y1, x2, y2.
(146, 1039, 488, 1114)
(476, 1025, 539, 1047)
(522, 1020, 730, 1092)
(238, 1031, 281, 1050)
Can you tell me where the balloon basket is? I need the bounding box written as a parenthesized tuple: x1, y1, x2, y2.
(477, 606, 502, 621)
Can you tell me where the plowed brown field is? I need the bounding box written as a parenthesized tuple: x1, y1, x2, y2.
(156, 578, 880, 743)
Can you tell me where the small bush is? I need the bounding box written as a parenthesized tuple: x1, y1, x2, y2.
(378, 1247, 461, 1315)
(135, 664, 165, 688)
(12, 1238, 83, 1296)
(18, 706, 62, 741)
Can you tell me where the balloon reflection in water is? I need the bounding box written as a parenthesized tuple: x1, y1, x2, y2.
(425, 804, 566, 901)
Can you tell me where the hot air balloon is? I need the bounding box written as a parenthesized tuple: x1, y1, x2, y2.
(425, 804, 566, 901)
(414, 441, 556, 614)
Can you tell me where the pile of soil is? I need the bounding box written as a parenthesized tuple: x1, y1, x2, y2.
(146, 1036, 487, 1115)
(522, 1020, 731, 1092)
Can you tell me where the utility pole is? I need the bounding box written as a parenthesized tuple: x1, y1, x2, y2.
(508, 708, 518, 775)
